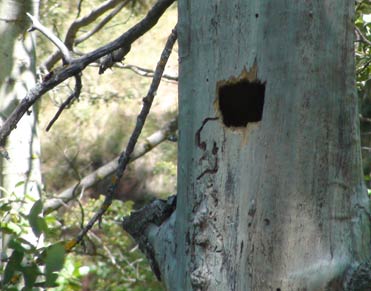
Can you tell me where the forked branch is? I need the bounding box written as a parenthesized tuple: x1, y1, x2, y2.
(27, 13, 73, 64)
(0, 0, 175, 146)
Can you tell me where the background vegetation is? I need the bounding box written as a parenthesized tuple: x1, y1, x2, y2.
(2, 0, 177, 290)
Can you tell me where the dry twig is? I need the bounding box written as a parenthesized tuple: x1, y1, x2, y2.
(69, 25, 177, 249)
(46, 73, 82, 131)
(27, 13, 72, 64)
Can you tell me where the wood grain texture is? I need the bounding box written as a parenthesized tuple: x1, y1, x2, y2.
(175, 1, 370, 290)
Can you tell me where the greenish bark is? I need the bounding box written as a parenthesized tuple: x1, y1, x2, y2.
(169, 1, 371, 290)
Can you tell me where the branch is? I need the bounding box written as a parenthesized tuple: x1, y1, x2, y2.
(43, 117, 177, 214)
(75, 0, 131, 46)
(70, 26, 177, 248)
(89, 62, 178, 81)
(43, 0, 127, 70)
(0, 0, 175, 146)
(360, 114, 371, 123)
(343, 259, 371, 290)
(355, 25, 371, 47)
(27, 13, 73, 64)
(117, 63, 178, 81)
(65, 0, 124, 48)
(99, 45, 131, 74)
(46, 73, 82, 131)
(122, 195, 176, 280)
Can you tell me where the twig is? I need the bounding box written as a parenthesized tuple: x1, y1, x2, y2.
(118, 63, 178, 81)
(89, 62, 178, 81)
(357, 57, 371, 75)
(42, 0, 128, 70)
(75, 0, 130, 46)
(355, 25, 371, 47)
(68, 25, 177, 250)
(360, 114, 371, 123)
(65, 0, 124, 48)
(43, 117, 178, 214)
(46, 73, 82, 131)
(0, 0, 175, 146)
(76, 0, 84, 19)
(27, 13, 73, 64)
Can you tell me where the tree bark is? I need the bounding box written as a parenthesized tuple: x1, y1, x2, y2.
(122, 1, 371, 290)
(0, 0, 42, 249)
(172, 1, 371, 290)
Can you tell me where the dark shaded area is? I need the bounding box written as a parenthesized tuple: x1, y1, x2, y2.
(218, 80, 265, 127)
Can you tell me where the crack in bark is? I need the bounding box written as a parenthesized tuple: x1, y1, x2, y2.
(195, 117, 219, 180)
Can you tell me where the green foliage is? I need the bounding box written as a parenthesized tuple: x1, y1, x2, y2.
(0, 0, 168, 290)
(0, 198, 65, 290)
(44, 243, 65, 287)
(28, 200, 48, 238)
(355, 1, 371, 183)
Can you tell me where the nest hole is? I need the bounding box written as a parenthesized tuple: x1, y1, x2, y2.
(218, 80, 265, 127)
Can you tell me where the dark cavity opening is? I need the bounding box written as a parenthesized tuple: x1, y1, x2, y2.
(218, 80, 265, 127)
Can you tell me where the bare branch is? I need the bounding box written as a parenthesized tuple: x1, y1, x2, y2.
(75, 0, 131, 46)
(76, 0, 84, 18)
(65, 0, 124, 49)
(70, 25, 178, 249)
(46, 73, 82, 131)
(27, 13, 73, 64)
(360, 114, 371, 123)
(99, 45, 131, 74)
(118, 63, 178, 81)
(122, 195, 177, 280)
(0, 0, 176, 146)
(43, 0, 129, 70)
(43, 117, 178, 214)
(89, 62, 178, 81)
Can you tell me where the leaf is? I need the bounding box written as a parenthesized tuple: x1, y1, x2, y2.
(64, 239, 77, 252)
(28, 200, 43, 218)
(0, 225, 17, 235)
(21, 262, 39, 288)
(14, 181, 25, 187)
(5, 221, 22, 234)
(3, 250, 24, 285)
(0, 203, 12, 212)
(44, 243, 65, 287)
(8, 237, 25, 252)
(28, 200, 45, 238)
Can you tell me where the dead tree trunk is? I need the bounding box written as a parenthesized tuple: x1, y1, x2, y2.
(123, 1, 371, 290)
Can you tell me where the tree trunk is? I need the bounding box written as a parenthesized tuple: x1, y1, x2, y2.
(0, 0, 41, 250)
(123, 1, 371, 290)
(173, 1, 371, 290)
